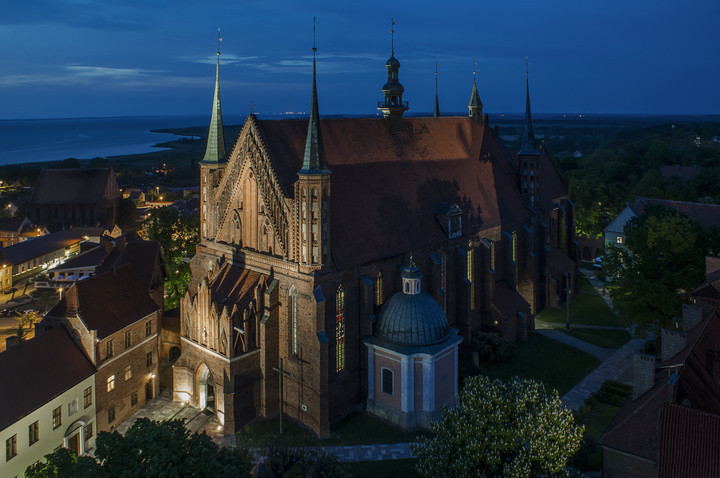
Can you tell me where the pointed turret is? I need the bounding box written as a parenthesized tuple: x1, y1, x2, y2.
(201, 42, 226, 164)
(519, 58, 538, 156)
(377, 19, 408, 129)
(434, 62, 440, 118)
(296, 18, 331, 270)
(298, 32, 329, 174)
(468, 60, 483, 125)
(518, 58, 540, 209)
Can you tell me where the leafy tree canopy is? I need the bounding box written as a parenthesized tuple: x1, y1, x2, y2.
(411, 375, 584, 478)
(604, 206, 707, 336)
(26, 419, 252, 478)
(143, 206, 199, 310)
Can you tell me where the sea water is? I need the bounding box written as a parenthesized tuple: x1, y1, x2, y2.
(0, 115, 243, 166)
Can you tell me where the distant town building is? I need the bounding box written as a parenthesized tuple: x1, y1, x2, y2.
(122, 188, 146, 204)
(0, 327, 96, 478)
(0, 217, 46, 248)
(0, 230, 83, 293)
(27, 168, 121, 231)
(604, 197, 720, 247)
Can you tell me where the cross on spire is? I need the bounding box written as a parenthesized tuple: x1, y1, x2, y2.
(391, 18, 395, 55)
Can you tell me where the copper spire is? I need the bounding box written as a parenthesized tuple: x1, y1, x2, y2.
(300, 17, 329, 174)
(201, 28, 226, 164)
(468, 58, 483, 123)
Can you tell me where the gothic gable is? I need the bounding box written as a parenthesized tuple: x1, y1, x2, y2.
(211, 116, 292, 258)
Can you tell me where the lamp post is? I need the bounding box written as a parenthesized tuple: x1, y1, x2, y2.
(565, 287, 571, 329)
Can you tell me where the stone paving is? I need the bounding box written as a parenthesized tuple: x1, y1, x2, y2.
(323, 443, 416, 462)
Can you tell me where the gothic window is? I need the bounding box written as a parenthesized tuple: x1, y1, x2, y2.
(512, 231, 518, 263)
(381, 368, 393, 395)
(232, 212, 242, 245)
(467, 246, 475, 310)
(261, 224, 269, 252)
(375, 272, 383, 306)
(289, 286, 298, 355)
(335, 285, 345, 372)
(491, 241, 496, 271)
(220, 331, 227, 356)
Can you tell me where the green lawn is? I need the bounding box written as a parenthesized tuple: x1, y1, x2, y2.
(476, 333, 600, 395)
(236, 411, 430, 448)
(556, 327, 631, 349)
(538, 276, 621, 327)
(344, 459, 419, 477)
(581, 401, 620, 441)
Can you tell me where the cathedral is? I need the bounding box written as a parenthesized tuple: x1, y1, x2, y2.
(172, 33, 576, 437)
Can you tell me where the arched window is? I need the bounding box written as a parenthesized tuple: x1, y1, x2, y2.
(375, 272, 383, 306)
(289, 286, 298, 355)
(381, 368, 393, 395)
(220, 331, 227, 356)
(335, 285, 345, 372)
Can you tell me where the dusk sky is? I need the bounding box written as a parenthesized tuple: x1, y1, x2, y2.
(1, 0, 718, 120)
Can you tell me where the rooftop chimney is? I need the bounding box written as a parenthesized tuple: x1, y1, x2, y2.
(633, 353, 656, 400)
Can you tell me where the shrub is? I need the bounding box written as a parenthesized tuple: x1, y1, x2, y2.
(473, 331, 516, 363)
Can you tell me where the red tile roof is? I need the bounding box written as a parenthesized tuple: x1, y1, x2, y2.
(29, 168, 119, 205)
(0, 326, 95, 432)
(258, 117, 534, 268)
(66, 263, 160, 338)
(631, 197, 720, 229)
(658, 403, 720, 478)
(209, 264, 264, 312)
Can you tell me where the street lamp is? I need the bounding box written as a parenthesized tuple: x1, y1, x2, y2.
(57, 287, 63, 301)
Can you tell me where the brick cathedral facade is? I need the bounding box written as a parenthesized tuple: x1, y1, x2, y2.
(172, 41, 576, 437)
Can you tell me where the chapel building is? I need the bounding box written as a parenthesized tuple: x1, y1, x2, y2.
(172, 33, 575, 437)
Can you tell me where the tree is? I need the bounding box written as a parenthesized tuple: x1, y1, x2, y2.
(411, 376, 583, 478)
(15, 309, 41, 340)
(144, 207, 199, 309)
(116, 197, 137, 232)
(26, 419, 252, 478)
(604, 206, 706, 337)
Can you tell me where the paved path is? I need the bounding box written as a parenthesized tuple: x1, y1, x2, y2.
(323, 443, 415, 462)
(561, 337, 644, 410)
(579, 267, 615, 312)
(535, 328, 614, 361)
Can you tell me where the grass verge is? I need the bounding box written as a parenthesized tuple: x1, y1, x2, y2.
(555, 327, 631, 349)
(538, 276, 621, 327)
(473, 333, 600, 395)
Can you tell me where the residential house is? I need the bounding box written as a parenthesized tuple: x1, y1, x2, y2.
(0, 217, 46, 248)
(38, 264, 161, 434)
(0, 327, 96, 478)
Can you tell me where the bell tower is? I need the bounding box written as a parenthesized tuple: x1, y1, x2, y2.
(468, 59, 484, 125)
(377, 19, 408, 129)
(200, 29, 227, 240)
(296, 19, 331, 271)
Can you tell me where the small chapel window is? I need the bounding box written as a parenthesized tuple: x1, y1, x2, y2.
(335, 285, 345, 372)
(290, 286, 298, 355)
(381, 368, 393, 395)
(375, 272, 383, 306)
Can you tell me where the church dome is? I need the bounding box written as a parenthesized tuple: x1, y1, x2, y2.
(386, 54, 401, 68)
(375, 262, 451, 347)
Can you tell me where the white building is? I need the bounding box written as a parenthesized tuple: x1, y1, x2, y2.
(0, 327, 96, 478)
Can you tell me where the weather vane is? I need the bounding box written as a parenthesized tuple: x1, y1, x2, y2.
(217, 28, 222, 57)
(249, 100, 255, 115)
(313, 16, 317, 53)
(473, 57, 477, 78)
(391, 18, 395, 54)
(525, 56, 529, 76)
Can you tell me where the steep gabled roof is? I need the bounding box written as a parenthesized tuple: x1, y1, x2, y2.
(658, 402, 720, 478)
(29, 168, 119, 205)
(632, 197, 720, 229)
(209, 264, 264, 312)
(0, 326, 95, 432)
(67, 264, 160, 338)
(258, 116, 531, 268)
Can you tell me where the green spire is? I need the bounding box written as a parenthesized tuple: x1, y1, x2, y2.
(299, 18, 329, 174)
(519, 57, 539, 155)
(201, 31, 226, 164)
(434, 61, 439, 118)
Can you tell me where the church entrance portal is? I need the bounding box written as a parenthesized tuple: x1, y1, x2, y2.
(198, 364, 216, 413)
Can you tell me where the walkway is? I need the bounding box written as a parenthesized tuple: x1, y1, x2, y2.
(532, 267, 646, 410)
(323, 443, 415, 462)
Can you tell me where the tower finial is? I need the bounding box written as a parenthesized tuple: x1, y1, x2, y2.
(313, 16, 317, 55)
(525, 56, 529, 77)
(391, 18, 395, 55)
(217, 27, 222, 57)
(434, 60, 439, 118)
(201, 30, 226, 164)
(468, 58, 483, 124)
(473, 57, 477, 78)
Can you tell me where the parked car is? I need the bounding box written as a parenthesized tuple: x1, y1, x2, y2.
(593, 256, 603, 270)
